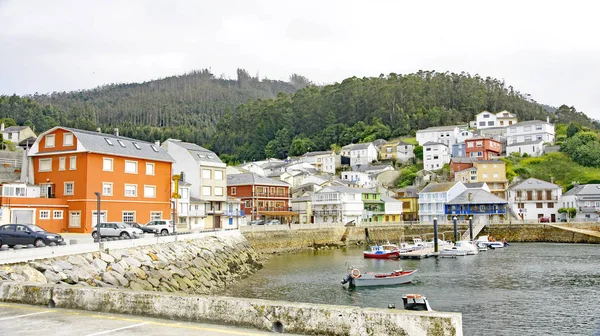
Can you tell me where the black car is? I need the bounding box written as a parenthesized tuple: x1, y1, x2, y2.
(127, 222, 157, 233)
(0, 224, 63, 247)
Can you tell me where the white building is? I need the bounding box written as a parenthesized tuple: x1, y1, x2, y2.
(416, 125, 468, 146)
(381, 195, 403, 219)
(341, 165, 394, 188)
(346, 143, 378, 168)
(312, 186, 363, 225)
(299, 151, 340, 174)
(560, 184, 600, 222)
(396, 141, 415, 163)
(472, 110, 518, 130)
(507, 178, 562, 222)
(506, 120, 555, 146)
(418, 182, 467, 223)
(291, 193, 313, 224)
(423, 142, 450, 171)
(506, 139, 544, 157)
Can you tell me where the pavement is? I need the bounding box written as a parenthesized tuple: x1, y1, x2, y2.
(0, 302, 293, 335)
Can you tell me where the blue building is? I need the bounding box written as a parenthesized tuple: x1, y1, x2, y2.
(451, 142, 466, 158)
(445, 188, 507, 224)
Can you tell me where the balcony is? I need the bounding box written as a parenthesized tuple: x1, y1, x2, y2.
(188, 210, 206, 217)
(253, 192, 291, 198)
(514, 196, 558, 202)
(224, 210, 245, 217)
(445, 205, 507, 215)
(256, 207, 289, 212)
(314, 210, 340, 216)
(579, 206, 600, 213)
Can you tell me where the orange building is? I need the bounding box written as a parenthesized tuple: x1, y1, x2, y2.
(464, 137, 502, 160)
(15, 127, 174, 233)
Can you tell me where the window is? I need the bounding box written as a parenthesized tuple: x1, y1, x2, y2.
(231, 187, 237, 195)
(105, 138, 114, 146)
(426, 147, 431, 151)
(245, 200, 251, 208)
(69, 156, 77, 170)
(482, 173, 488, 178)
(59, 157, 66, 171)
(524, 136, 532, 142)
(518, 203, 525, 209)
(487, 121, 494, 126)
(39, 210, 50, 219)
(493, 173, 499, 178)
(122, 212, 135, 223)
(479, 121, 485, 126)
(53, 210, 63, 219)
(547, 203, 554, 208)
(63, 133, 74, 146)
(433, 155, 439, 160)
(151, 145, 159, 152)
(64, 182, 74, 195)
(150, 212, 162, 220)
(536, 203, 543, 208)
(585, 201, 591, 207)
(203, 186, 211, 196)
(124, 184, 137, 197)
(103, 158, 113, 171)
(524, 126, 532, 132)
(144, 185, 156, 198)
(215, 187, 223, 196)
(133, 142, 141, 150)
(39, 158, 52, 172)
(125, 160, 138, 174)
(179, 187, 189, 199)
(202, 169, 211, 179)
(146, 163, 155, 175)
(214, 170, 223, 180)
(45, 134, 55, 148)
(69, 212, 81, 228)
(102, 182, 113, 196)
(117, 140, 126, 147)
(535, 125, 543, 131)
(483, 114, 490, 118)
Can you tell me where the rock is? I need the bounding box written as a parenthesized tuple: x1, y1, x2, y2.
(147, 252, 159, 261)
(8, 273, 26, 282)
(110, 262, 126, 275)
(158, 269, 173, 279)
(51, 263, 63, 273)
(68, 255, 90, 267)
(131, 267, 147, 280)
(71, 266, 93, 281)
(93, 279, 115, 288)
(18, 266, 47, 284)
(117, 260, 129, 271)
(129, 281, 144, 291)
(168, 265, 185, 277)
(124, 257, 142, 268)
(29, 262, 52, 272)
(92, 258, 108, 272)
(154, 260, 168, 269)
(134, 279, 154, 291)
(102, 272, 121, 286)
(61, 270, 78, 284)
(147, 277, 160, 288)
(100, 252, 115, 264)
(55, 260, 73, 270)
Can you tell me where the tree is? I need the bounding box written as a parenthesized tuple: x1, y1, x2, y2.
(264, 128, 293, 159)
(566, 122, 581, 138)
(0, 118, 17, 127)
(289, 135, 315, 157)
(413, 146, 424, 161)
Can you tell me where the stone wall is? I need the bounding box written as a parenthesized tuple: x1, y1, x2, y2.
(483, 224, 600, 244)
(0, 282, 463, 336)
(0, 232, 262, 294)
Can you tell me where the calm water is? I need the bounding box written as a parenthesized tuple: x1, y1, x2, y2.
(225, 243, 600, 336)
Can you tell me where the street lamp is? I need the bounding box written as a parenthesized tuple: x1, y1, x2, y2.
(94, 192, 101, 250)
(452, 216, 458, 243)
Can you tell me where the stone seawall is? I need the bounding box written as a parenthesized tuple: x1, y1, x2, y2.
(483, 224, 600, 244)
(0, 231, 262, 294)
(0, 282, 463, 336)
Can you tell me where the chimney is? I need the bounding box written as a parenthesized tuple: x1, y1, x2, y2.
(468, 192, 473, 202)
(0, 123, 4, 132)
(96, 127, 102, 133)
(114, 128, 119, 136)
(180, 171, 185, 183)
(546, 116, 550, 123)
(155, 140, 160, 146)
(550, 176, 554, 184)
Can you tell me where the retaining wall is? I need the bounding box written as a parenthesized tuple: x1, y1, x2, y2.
(0, 282, 463, 336)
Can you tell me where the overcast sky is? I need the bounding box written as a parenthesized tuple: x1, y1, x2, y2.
(1, 0, 599, 118)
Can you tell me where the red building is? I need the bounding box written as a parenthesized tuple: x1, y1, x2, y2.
(450, 158, 475, 180)
(465, 137, 502, 160)
(226, 173, 296, 223)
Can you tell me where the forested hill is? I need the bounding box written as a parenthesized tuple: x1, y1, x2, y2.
(4, 69, 308, 144)
(212, 71, 596, 162)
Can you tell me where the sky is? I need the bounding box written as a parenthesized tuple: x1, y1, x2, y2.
(1, 0, 599, 119)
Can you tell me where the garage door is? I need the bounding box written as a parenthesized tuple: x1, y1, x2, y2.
(12, 209, 34, 224)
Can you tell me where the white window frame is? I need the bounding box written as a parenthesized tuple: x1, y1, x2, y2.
(103, 158, 113, 171)
(215, 187, 223, 197)
(45, 134, 55, 148)
(122, 211, 136, 223)
(69, 156, 77, 170)
(150, 211, 162, 220)
(125, 160, 138, 174)
(214, 170, 223, 180)
(68, 211, 81, 228)
(59, 157, 66, 171)
(39, 210, 50, 220)
(63, 133, 74, 146)
(202, 186, 211, 196)
(102, 182, 113, 196)
(64, 181, 74, 196)
(146, 162, 155, 176)
(124, 184, 138, 197)
(39, 158, 52, 172)
(202, 169, 211, 179)
(53, 210, 63, 219)
(144, 185, 156, 198)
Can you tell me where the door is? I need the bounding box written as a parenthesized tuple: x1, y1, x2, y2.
(92, 211, 107, 226)
(14, 225, 31, 245)
(551, 214, 556, 223)
(12, 209, 34, 224)
(214, 216, 221, 229)
(0, 224, 17, 245)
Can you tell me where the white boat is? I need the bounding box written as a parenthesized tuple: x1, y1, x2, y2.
(439, 249, 462, 257)
(475, 236, 507, 249)
(341, 269, 418, 287)
(402, 294, 433, 311)
(441, 240, 478, 256)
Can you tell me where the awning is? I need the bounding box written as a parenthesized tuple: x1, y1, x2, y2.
(258, 211, 299, 216)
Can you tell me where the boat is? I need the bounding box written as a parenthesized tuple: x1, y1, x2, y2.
(363, 243, 400, 259)
(441, 240, 477, 256)
(341, 268, 418, 287)
(477, 243, 488, 252)
(475, 235, 508, 249)
(401, 294, 433, 311)
(439, 248, 467, 257)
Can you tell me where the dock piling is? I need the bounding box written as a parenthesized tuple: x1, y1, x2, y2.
(433, 217, 439, 253)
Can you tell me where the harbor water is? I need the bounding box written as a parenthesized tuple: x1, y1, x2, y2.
(225, 243, 600, 336)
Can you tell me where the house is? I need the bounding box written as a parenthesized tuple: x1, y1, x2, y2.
(341, 164, 394, 188)
(12, 127, 173, 233)
(346, 143, 378, 168)
(454, 160, 509, 198)
(559, 184, 600, 222)
(423, 142, 450, 171)
(291, 193, 313, 224)
(465, 137, 502, 160)
(506, 120, 555, 146)
(418, 182, 467, 223)
(381, 195, 402, 222)
(416, 125, 470, 146)
(1, 124, 36, 145)
(394, 187, 419, 221)
(450, 157, 475, 179)
(378, 140, 415, 163)
(445, 189, 508, 224)
(472, 110, 518, 130)
(361, 189, 385, 223)
(299, 151, 340, 174)
(226, 173, 294, 223)
(463, 182, 491, 192)
(507, 178, 562, 222)
(451, 142, 466, 158)
(224, 196, 245, 228)
(311, 186, 363, 225)
(162, 139, 231, 229)
(506, 139, 544, 157)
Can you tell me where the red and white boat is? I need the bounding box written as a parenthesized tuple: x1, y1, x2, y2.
(363, 243, 400, 259)
(341, 268, 418, 287)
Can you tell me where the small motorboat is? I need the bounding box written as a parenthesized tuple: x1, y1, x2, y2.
(341, 268, 418, 287)
(363, 243, 400, 259)
(401, 294, 433, 311)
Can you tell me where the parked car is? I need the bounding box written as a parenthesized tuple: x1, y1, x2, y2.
(0, 224, 64, 247)
(248, 220, 265, 225)
(266, 220, 282, 225)
(539, 217, 550, 223)
(91, 222, 143, 239)
(145, 219, 174, 235)
(126, 222, 157, 233)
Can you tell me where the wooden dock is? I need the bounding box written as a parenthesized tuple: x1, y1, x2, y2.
(397, 248, 439, 260)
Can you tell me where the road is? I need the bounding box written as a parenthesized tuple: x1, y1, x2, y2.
(0, 302, 294, 335)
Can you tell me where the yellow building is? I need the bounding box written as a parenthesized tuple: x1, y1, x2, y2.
(394, 187, 419, 221)
(454, 160, 508, 198)
(378, 140, 400, 161)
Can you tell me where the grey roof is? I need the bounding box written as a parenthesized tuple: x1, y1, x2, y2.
(380, 195, 401, 203)
(562, 184, 600, 197)
(510, 178, 561, 190)
(318, 185, 363, 194)
(353, 164, 393, 173)
(38, 127, 174, 162)
(420, 182, 460, 193)
(266, 171, 285, 178)
(372, 139, 387, 146)
(396, 187, 418, 197)
(423, 141, 448, 147)
(3, 126, 29, 133)
(416, 125, 459, 132)
(190, 197, 208, 204)
(447, 189, 507, 205)
(511, 120, 552, 127)
(347, 143, 373, 151)
(302, 151, 333, 157)
(18, 136, 37, 146)
(463, 182, 487, 189)
(451, 157, 475, 164)
(166, 140, 222, 164)
(261, 161, 289, 169)
(226, 173, 289, 187)
(507, 139, 544, 147)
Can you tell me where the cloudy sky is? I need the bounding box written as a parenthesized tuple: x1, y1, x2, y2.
(1, 0, 599, 118)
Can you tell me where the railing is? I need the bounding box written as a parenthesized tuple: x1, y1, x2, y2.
(253, 192, 291, 198)
(447, 209, 507, 215)
(514, 196, 558, 201)
(224, 210, 245, 217)
(0, 158, 21, 167)
(313, 210, 340, 216)
(579, 207, 600, 213)
(256, 207, 289, 212)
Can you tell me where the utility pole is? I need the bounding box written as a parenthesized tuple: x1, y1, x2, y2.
(94, 192, 101, 250)
(171, 175, 180, 234)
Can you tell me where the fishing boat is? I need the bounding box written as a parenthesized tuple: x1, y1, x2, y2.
(341, 268, 418, 287)
(363, 243, 400, 259)
(401, 294, 433, 311)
